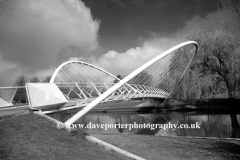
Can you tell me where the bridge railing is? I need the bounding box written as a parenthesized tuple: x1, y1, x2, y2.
(129, 84, 169, 98)
(0, 82, 168, 109)
(55, 82, 168, 101)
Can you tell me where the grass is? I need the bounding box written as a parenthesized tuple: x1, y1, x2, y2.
(0, 113, 128, 160)
(93, 133, 240, 160)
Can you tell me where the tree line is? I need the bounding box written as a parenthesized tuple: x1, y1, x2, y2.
(172, 0, 240, 102)
(13, 75, 51, 87)
(12, 75, 51, 103)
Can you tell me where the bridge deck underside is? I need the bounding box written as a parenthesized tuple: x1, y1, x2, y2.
(0, 83, 169, 113)
(40, 83, 169, 113)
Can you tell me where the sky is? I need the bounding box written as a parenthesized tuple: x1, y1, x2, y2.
(0, 0, 223, 86)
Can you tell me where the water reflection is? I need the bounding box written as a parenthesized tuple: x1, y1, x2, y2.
(49, 111, 240, 138)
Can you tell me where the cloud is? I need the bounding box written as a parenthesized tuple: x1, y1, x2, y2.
(0, 1, 223, 86)
(111, 0, 126, 8)
(0, 0, 99, 86)
(174, 11, 222, 37)
(77, 11, 222, 76)
(0, 55, 20, 86)
(91, 37, 182, 76)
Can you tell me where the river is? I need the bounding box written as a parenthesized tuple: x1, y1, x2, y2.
(49, 110, 240, 138)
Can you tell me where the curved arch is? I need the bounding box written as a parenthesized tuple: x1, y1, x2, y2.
(50, 60, 120, 83)
(65, 41, 198, 125)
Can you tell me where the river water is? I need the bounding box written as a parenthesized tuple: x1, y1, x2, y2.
(49, 111, 240, 139)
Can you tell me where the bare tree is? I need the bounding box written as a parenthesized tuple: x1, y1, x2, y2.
(42, 76, 51, 83)
(13, 75, 28, 103)
(113, 75, 123, 83)
(13, 75, 28, 86)
(30, 76, 40, 83)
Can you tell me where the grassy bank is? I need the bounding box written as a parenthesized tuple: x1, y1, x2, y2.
(0, 113, 129, 160)
(93, 133, 240, 160)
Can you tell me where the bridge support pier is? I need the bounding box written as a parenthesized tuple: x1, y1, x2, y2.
(135, 99, 164, 108)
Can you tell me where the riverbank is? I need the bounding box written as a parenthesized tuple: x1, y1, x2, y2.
(0, 113, 129, 160)
(93, 133, 240, 160)
(1, 113, 240, 159)
(136, 98, 240, 113)
(91, 98, 240, 113)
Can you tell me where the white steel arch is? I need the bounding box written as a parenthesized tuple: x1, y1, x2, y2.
(50, 60, 121, 83)
(65, 41, 198, 126)
(49, 60, 141, 103)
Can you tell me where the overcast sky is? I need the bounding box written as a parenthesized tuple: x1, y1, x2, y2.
(0, 0, 222, 86)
